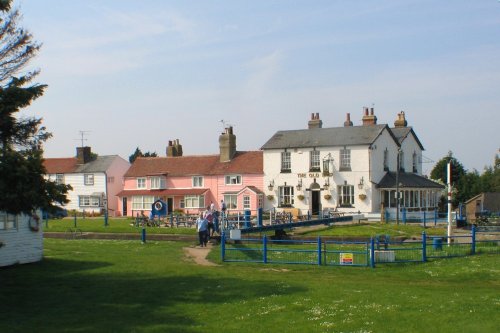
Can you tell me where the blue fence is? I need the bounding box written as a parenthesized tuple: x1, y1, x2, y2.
(383, 208, 451, 226)
(220, 226, 499, 268)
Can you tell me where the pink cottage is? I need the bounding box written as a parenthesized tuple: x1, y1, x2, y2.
(117, 127, 264, 217)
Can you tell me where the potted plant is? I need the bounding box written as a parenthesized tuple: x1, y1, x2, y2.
(297, 194, 305, 201)
(324, 194, 332, 200)
(358, 193, 367, 200)
(267, 194, 275, 201)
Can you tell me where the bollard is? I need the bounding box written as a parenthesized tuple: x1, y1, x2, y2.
(104, 212, 108, 227)
(317, 236, 322, 266)
(74, 212, 77, 228)
(471, 225, 476, 255)
(141, 227, 146, 243)
(370, 238, 375, 268)
(221, 231, 226, 261)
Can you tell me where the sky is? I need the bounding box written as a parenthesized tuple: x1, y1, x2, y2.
(14, 0, 500, 174)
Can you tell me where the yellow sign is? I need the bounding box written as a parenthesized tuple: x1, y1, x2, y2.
(340, 253, 354, 265)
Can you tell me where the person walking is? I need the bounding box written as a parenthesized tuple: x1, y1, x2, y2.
(196, 212, 208, 247)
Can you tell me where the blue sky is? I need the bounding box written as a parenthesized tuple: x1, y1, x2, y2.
(17, 0, 500, 173)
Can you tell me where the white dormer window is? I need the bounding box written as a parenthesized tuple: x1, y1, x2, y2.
(137, 178, 146, 189)
(225, 175, 241, 185)
(150, 176, 165, 189)
(192, 176, 204, 187)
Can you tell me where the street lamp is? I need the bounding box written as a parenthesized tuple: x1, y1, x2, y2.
(396, 148, 401, 225)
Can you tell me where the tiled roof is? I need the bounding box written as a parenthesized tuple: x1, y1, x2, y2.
(390, 127, 425, 150)
(261, 125, 396, 149)
(376, 172, 444, 189)
(116, 188, 209, 197)
(43, 155, 122, 174)
(124, 151, 263, 177)
(43, 158, 78, 174)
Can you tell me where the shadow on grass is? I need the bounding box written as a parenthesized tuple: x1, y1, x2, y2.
(0, 257, 306, 332)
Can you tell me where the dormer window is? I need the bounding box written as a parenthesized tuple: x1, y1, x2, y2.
(150, 176, 165, 189)
(137, 177, 146, 189)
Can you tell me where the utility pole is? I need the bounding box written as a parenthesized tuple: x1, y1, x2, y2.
(447, 162, 452, 245)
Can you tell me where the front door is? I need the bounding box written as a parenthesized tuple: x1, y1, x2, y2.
(122, 197, 128, 216)
(167, 198, 173, 214)
(311, 190, 320, 215)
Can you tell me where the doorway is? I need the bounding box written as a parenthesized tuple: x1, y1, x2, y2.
(311, 190, 320, 215)
(167, 198, 173, 214)
(122, 197, 127, 216)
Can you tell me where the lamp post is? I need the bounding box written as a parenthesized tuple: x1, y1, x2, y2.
(396, 148, 401, 225)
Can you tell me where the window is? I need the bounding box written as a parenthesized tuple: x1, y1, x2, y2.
(79, 195, 101, 207)
(137, 178, 146, 189)
(399, 151, 405, 172)
(0, 212, 17, 230)
(223, 194, 238, 209)
(150, 176, 165, 189)
(107, 176, 114, 184)
(185, 195, 205, 209)
(322, 160, 330, 176)
(309, 150, 320, 171)
(338, 184, 354, 207)
(281, 151, 291, 173)
(258, 195, 263, 208)
(225, 175, 241, 185)
(56, 174, 64, 185)
(383, 149, 389, 171)
(179, 199, 185, 209)
(192, 176, 204, 187)
(84, 174, 94, 185)
(278, 186, 294, 207)
(132, 195, 155, 210)
(243, 196, 250, 209)
(339, 148, 351, 171)
(412, 152, 418, 173)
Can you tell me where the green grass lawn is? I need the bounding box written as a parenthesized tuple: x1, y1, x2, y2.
(1, 239, 498, 333)
(294, 222, 447, 238)
(43, 217, 197, 235)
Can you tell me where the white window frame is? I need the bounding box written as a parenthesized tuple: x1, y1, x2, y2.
(132, 195, 155, 210)
(184, 195, 205, 209)
(179, 199, 185, 209)
(243, 195, 250, 209)
(225, 175, 241, 185)
(281, 151, 291, 172)
(278, 186, 294, 207)
(137, 177, 146, 189)
(79, 195, 101, 207)
(223, 194, 238, 209)
(337, 184, 354, 207)
(56, 174, 64, 185)
(339, 148, 351, 170)
(84, 173, 94, 186)
(0, 212, 17, 230)
(150, 176, 165, 189)
(310, 150, 320, 171)
(192, 176, 204, 188)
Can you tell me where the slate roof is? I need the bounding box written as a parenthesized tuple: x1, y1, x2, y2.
(390, 127, 425, 150)
(261, 124, 398, 149)
(377, 172, 444, 189)
(124, 151, 263, 178)
(44, 155, 121, 174)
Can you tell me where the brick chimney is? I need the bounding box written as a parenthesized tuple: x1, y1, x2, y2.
(394, 111, 408, 127)
(166, 139, 183, 157)
(362, 107, 377, 126)
(219, 126, 236, 162)
(308, 113, 322, 129)
(344, 113, 353, 127)
(76, 146, 92, 164)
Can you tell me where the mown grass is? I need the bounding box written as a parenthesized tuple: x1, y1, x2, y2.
(295, 222, 447, 238)
(43, 217, 197, 235)
(1, 239, 498, 333)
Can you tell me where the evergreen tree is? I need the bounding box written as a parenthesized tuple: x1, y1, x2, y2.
(129, 147, 157, 163)
(0, 2, 70, 215)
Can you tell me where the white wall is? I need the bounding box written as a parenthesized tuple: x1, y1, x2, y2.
(0, 212, 43, 267)
(65, 172, 106, 213)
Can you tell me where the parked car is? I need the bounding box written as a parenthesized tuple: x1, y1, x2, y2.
(42, 207, 68, 219)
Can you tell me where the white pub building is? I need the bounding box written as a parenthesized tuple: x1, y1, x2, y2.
(261, 109, 443, 218)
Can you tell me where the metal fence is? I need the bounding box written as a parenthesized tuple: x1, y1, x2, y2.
(220, 226, 499, 268)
